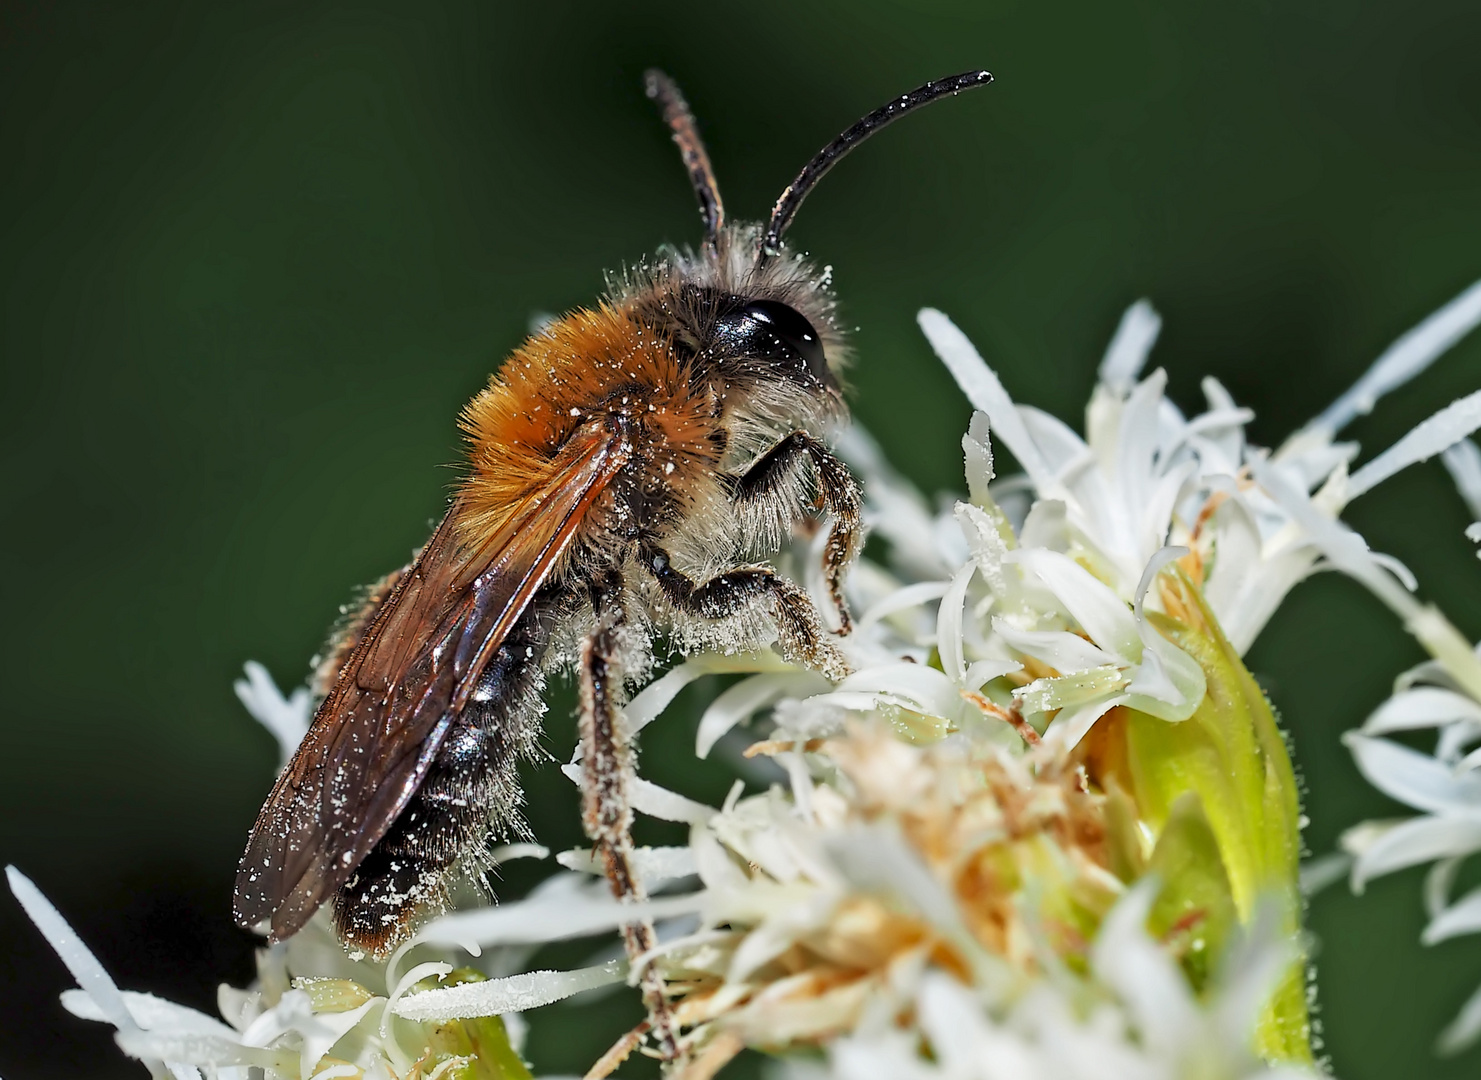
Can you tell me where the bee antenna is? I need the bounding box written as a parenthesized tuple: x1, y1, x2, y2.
(757, 69, 993, 266)
(645, 69, 725, 255)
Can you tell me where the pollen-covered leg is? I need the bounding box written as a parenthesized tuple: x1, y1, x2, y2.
(642, 544, 851, 680)
(578, 581, 679, 1060)
(731, 431, 862, 634)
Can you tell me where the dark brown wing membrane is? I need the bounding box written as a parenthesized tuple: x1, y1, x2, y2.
(234, 420, 632, 941)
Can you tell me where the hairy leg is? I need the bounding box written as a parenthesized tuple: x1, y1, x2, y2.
(730, 430, 862, 634)
(642, 543, 850, 681)
(578, 574, 679, 1060)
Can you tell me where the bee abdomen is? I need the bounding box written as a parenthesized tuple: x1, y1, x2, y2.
(331, 605, 550, 958)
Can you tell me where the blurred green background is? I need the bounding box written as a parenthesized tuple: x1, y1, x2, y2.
(3, 1, 1481, 1076)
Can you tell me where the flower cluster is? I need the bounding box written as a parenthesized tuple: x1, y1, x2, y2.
(1338, 435, 1481, 1055)
(13, 279, 1481, 1079)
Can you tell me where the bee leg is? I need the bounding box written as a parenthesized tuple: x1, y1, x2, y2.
(642, 544, 852, 681)
(731, 431, 862, 635)
(578, 575, 680, 1061)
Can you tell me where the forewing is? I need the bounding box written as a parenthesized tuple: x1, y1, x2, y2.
(234, 420, 631, 940)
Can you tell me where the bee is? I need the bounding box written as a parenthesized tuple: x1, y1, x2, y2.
(233, 69, 992, 975)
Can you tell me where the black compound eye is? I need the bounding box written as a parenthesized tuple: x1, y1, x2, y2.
(712, 299, 834, 388)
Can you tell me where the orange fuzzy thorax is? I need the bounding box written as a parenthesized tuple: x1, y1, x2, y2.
(456, 303, 725, 546)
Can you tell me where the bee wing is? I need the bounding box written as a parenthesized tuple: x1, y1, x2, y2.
(234, 419, 632, 941)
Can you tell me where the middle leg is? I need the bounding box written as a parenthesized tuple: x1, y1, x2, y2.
(642, 543, 850, 681)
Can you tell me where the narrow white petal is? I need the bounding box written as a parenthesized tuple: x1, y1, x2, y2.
(557, 845, 697, 883)
(696, 672, 826, 758)
(1363, 687, 1481, 735)
(61, 989, 238, 1039)
(1042, 695, 1129, 750)
(626, 652, 789, 736)
(1313, 277, 1481, 435)
(963, 409, 996, 503)
(1442, 438, 1481, 520)
(114, 1029, 285, 1069)
(233, 661, 311, 768)
(993, 617, 1118, 674)
(936, 561, 977, 682)
(1211, 901, 1298, 1054)
(393, 961, 625, 1021)
(1350, 815, 1481, 890)
(1098, 300, 1163, 395)
(1091, 880, 1199, 1055)
(414, 887, 706, 948)
(1425, 856, 1464, 920)
(1016, 548, 1141, 662)
(559, 762, 717, 823)
(1248, 457, 1420, 620)
(1348, 390, 1481, 499)
(918, 309, 1057, 494)
(1424, 884, 1481, 944)
(857, 580, 950, 630)
(7, 867, 137, 1035)
(1345, 732, 1481, 813)
(1298, 853, 1352, 897)
(631, 777, 718, 824)
(1438, 978, 1481, 1056)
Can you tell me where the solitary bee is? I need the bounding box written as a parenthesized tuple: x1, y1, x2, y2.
(234, 70, 992, 978)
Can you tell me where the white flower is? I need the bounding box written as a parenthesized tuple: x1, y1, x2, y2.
(1335, 392, 1481, 1055)
(768, 881, 1320, 1080)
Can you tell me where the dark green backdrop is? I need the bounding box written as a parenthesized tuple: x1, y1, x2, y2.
(4, 2, 1481, 1077)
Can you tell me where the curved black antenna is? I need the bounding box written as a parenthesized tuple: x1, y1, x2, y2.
(645, 69, 725, 254)
(758, 69, 993, 263)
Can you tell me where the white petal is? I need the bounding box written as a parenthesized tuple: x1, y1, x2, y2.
(1043, 694, 1130, 750)
(993, 617, 1118, 674)
(956, 502, 1022, 604)
(414, 885, 706, 948)
(1438, 978, 1481, 1056)
(61, 989, 238, 1039)
(114, 1029, 285, 1070)
(234, 661, 312, 768)
(1248, 456, 1420, 620)
(918, 309, 1057, 494)
(393, 961, 625, 1021)
(1424, 884, 1481, 944)
(831, 662, 966, 721)
(631, 777, 717, 824)
(560, 762, 717, 824)
(1091, 880, 1198, 1056)
(1098, 300, 1163, 395)
(1348, 390, 1481, 499)
(1211, 900, 1298, 1056)
(1298, 853, 1352, 897)
(696, 671, 828, 758)
(626, 652, 790, 736)
(1349, 815, 1481, 890)
(963, 409, 996, 503)
(1442, 438, 1481, 520)
(7, 867, 138, 1036)
(1345, 732, 1481, 813)
(857, 580, 951, 630)
(1016, 549, 1141, 662)
(1425, 856, 1464, 920)
(936, 561, 977, 683)
(1312, 277, 1481, 435)
(557, 845, 697, 883)
(1363, 687, 1481, 735)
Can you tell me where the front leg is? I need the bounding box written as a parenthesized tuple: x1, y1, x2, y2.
(731, 431, 862, 635)
(578, 574, 678, 1061)
(642, 544, 851, 681)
